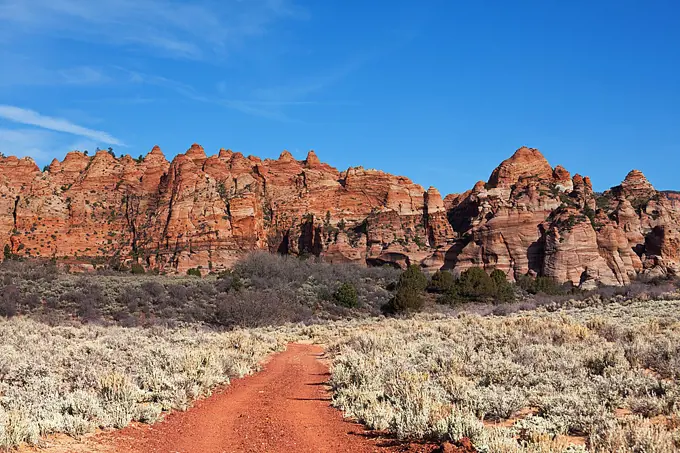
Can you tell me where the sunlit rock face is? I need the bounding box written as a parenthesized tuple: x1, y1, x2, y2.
(0, 145, 678, 283)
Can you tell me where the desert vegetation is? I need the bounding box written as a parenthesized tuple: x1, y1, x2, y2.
(329, 300, 680, 452)
(1, 254, 680, 450)
(0, 318, 283, 449)
(0, 253, 399, 328)
(2, 253, 679, 329)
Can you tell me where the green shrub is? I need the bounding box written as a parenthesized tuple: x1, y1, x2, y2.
(334, 282, 358, 308)
(516, 274, 565, 295)
(533, 276, 563, 294)
(441, 267, 515, 304)
(387, 265, 428, 313)
(596, 194, 612, 210)
(186, 268, 202, 277)
(459, 267, 495, 298)
(130, 263, 145, 275)
(447, 267, 496, 303)
(400, 265, 428, 291)
(495, 284, 515, 303)
(429, 270, 454, 293)
(3, 244, 14, 261)
(490, 269, 515, 303)
(516, 274, 535, 292)
(489, 269, 507, 287)
(217, 270, 244, 292)
(230, 274, 244, 291)
(390, 286, 424, 313)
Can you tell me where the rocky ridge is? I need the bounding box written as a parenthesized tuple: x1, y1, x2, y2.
(0, 145, 677, 285)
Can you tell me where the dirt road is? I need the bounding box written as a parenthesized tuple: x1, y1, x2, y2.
(104, 344, 434, 453)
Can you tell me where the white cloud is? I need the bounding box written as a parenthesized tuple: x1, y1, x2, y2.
(0, 128, 99, 166)
(252, 56, 368, 102)
(0, 105, 124, 145)
(0, 128, 55, 161)
(57, 67, 111, 85)
(122, 68, 297, 121)
(0, 52, 112, 87)
(0, 0, 307, 60)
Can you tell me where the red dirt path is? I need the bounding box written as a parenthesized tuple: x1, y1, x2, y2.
(105, 344, 436, 453)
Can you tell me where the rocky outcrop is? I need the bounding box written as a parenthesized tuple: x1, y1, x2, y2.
(442, 148, 679, 285)
(487, 146, 554, 189)
(644, 226, 680, 276)
(425, 187, 455, 248)
(0, 145, 678, 285)
(542, 208, 618, 287)
(617, 170, 657, 200)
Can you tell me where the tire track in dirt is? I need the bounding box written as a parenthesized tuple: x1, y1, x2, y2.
(102, 343, 435, 453)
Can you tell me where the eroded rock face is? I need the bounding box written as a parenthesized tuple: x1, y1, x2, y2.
(618, 170, 657, 200)
(439, 149, 679, 285)
(0, 145, 431, 273)
(542, 208, 619, 287)
(487, 146, 554, 189)
(0, 145, 678, 284)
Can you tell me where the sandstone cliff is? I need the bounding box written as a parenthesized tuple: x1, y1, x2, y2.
(0, 145, 678, 284)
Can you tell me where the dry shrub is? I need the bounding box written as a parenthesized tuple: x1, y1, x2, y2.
(0, 318, 284, 448)
(328, 299, 680, 452)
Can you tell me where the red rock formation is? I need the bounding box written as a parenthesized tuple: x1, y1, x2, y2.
(618, 170, 657, 200)
(644, 225, 680, 276)
(542, 208, 619, 287)
(442, 147, 680, 284)
(0, 145, 678, 284)
(487, 147, 554, 188)
(425, 187, 455, 249)
(571, 174, 595, 210)
(552, 165, 573, 192)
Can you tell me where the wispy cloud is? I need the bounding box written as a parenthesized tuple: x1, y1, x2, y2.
(57, 66, 111, 85)
(252, 57, 366, 103)
(120, 61, 363, 122)
(0, 128, 97, 165)
(75, 96, 156, 106)
(0, 51, 112, 87)
(0, 105, 124, 145)
(0, 128, 55, 161)
(121, 68, 296, 122)
(0, 0, 307, 60)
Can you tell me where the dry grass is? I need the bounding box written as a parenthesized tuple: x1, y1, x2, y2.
(2, 297, 680, 452)
(328, 300, 680, 452)
(0, 318, 284, 449)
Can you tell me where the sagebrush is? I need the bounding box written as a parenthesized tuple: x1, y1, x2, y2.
(329, 300, 680, 452)
(0, 318, 283, 449)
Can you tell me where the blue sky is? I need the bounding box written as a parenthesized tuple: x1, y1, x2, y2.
(0, 0, 678, 195)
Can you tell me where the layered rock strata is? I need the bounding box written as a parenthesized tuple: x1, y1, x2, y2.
(0, 145, 677, 284)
